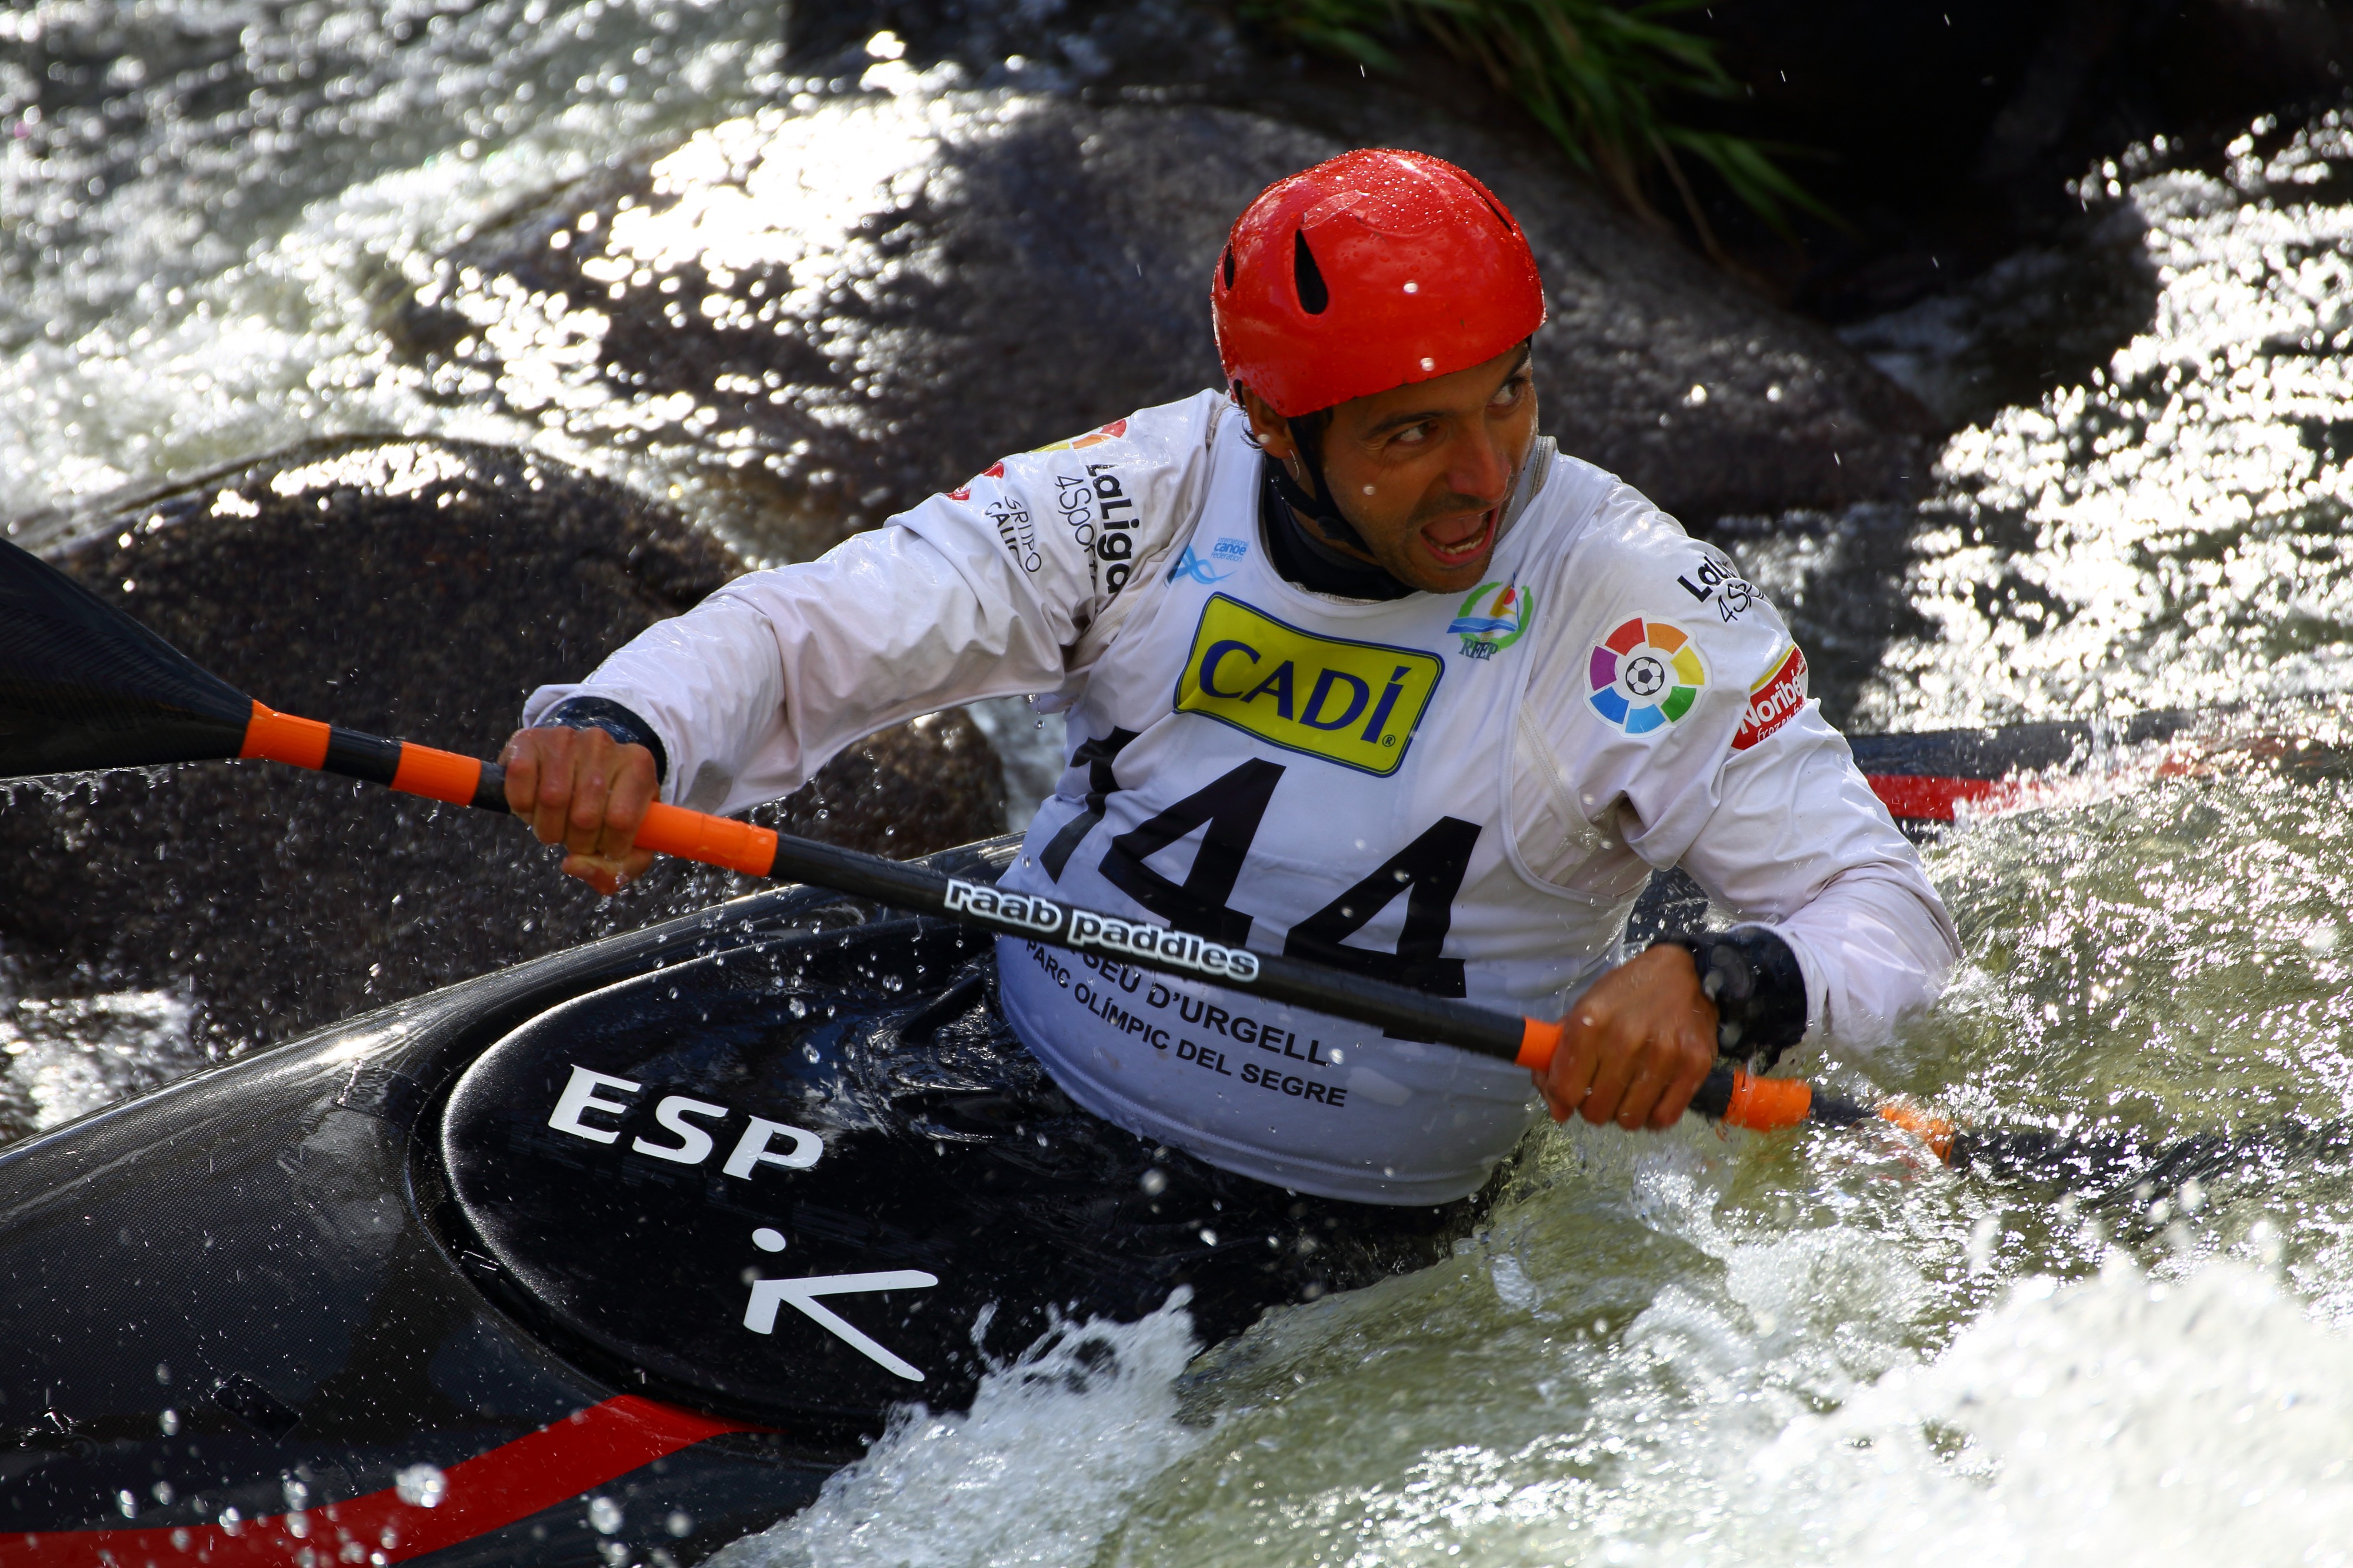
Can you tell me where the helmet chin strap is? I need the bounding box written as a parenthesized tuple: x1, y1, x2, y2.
(1278, 414, 1377, 556)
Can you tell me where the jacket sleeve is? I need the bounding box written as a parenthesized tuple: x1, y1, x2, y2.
(521, 393, 1221, 818)
(1522, 483, 1961, 1051)
(1675, 707, 1962, 1051)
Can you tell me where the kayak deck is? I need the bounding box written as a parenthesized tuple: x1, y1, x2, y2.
(0, 836, 1478, 1565)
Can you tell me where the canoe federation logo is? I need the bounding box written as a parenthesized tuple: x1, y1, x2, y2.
(1588, 616, 1706, 733)
(1447, 578, 1532, 660)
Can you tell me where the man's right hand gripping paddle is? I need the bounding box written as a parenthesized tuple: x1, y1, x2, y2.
(499, 725, 662, 896)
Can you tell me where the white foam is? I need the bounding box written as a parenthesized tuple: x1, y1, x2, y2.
(1734, 1259, 2353, 1567)
(709, 1294, 1207, 1568)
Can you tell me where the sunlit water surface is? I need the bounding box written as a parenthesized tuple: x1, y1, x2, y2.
(11, 8, 2353, 1562)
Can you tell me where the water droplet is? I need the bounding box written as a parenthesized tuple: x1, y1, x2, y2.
(394, 1463, 446, 1509)
(1967, 1214, 2001, 1275)
(589, 1496, 624, 1534)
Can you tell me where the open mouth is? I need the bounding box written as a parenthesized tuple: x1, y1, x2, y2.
(1420, 506, 1498, 568)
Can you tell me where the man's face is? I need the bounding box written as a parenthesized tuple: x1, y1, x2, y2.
(1245, 343, 1538, 595)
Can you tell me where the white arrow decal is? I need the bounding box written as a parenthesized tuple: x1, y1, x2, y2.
(743, 1271, 940, 1382)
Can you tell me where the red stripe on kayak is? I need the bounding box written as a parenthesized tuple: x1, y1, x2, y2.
(1867, 773, 2007, 822)
(5, 1395, 753, 1566)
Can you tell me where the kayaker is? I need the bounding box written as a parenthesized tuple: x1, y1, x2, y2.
(501, 149, 1961, 1207)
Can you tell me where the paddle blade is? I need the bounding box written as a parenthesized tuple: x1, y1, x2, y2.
(0, 536, 254, 779)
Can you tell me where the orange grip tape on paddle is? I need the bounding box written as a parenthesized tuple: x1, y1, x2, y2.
(1516, 1018, 1562, 1072)
(1878, 1102, 1957, 1161)
(391, 744, 486, 806)
(239, 701, 330, 769)
(634, 802, 778, 878)
(1721, 1070, 1813, 1132)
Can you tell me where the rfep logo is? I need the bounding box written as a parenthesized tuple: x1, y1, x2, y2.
(1447, 577, 1533, 660)
(1174, 594, 1442, 776)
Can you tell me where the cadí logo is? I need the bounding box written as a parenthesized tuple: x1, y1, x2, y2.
(1447, 578, 1532, 660)
(1588, 616, 1705, 733)
(1175, 594, 1442, 776)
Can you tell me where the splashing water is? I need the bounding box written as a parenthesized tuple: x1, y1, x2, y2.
(708, 1296, 1206, 1568)
(0, 978, 201, 1142)
(0, 0, 794, 541)
(1824, 112, 2353, 732)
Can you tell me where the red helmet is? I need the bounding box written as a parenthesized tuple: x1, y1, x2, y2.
(1212, 149, 1547, 419)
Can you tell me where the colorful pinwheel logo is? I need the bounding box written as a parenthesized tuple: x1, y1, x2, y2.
(1588, 617, 1705, 733)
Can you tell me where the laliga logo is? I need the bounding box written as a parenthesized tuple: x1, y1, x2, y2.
(1588, 616, 1705, 733)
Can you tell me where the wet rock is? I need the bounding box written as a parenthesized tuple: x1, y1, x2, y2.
(1679, 0, 2353, 316)
(0, 437, 1004, 1055)
(390, 86, 1932, 549)
(761, 708, 1004, 860)
(1835, 195, 2161, 429)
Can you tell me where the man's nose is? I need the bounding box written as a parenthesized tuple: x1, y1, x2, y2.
(1448, 426, 1513, 506)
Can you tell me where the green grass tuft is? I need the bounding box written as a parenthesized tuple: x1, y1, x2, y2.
(1242, 0, 1829, 253)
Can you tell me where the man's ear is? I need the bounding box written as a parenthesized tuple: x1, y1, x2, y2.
(1237, 383, 1297, 463)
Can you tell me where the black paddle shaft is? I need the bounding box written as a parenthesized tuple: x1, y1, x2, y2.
(494, 756, 1543, 1070)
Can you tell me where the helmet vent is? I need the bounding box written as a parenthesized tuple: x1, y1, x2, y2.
(1292, 230, 1329, 315)
(1221, 245, 1236, 291)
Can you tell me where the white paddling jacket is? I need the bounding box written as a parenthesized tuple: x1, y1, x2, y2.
(525, 391, 1960, 1205)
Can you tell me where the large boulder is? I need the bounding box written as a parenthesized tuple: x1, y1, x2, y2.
(388, 85, 1934, 553)
(0, 437, 1004, 1066)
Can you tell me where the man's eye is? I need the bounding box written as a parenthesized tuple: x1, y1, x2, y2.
(1491, 378, 1528, 408)
(1390, 423, 1432, 448)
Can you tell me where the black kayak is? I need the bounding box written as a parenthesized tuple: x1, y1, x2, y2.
(0, 836, 1484, 1567)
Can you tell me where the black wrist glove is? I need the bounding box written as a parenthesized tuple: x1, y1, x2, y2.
(1650, 928, 1808, 1071)
(539, 696, 668, 785)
